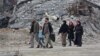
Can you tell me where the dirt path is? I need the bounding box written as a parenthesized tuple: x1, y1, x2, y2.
(0, 29, 100, 56)
(0, 44, 100, 56)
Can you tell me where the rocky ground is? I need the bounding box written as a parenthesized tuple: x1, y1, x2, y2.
(0, 0, 100, 56)
(0, 44, 100, 56)
(0, 28, 100, 56)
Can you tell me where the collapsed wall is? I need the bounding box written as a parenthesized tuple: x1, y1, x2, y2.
(0, 0, 100, 45)
(9, 0, 75, 28)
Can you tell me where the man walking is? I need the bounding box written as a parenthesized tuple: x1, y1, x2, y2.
(30, 19, 39, 48)
(43, 18, 53, 48)
(58, 20, 69, 47)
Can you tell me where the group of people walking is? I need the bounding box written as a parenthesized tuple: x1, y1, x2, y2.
(29, 17, 84, 48)
(59, 20, 83, 47)
(30, 18, 53, 48)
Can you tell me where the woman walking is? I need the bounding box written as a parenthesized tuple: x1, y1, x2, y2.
(68, 21, 74, 46)
(74, 20, 83, 47)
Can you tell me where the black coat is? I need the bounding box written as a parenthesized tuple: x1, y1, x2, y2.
(59, 23, 69, 33)
(74, 24, 83, 46)
(30, 21, 39, 33)
(30, 22, 34, 33)
(75, 25, 83, 35)
(68, 25, 74, 39)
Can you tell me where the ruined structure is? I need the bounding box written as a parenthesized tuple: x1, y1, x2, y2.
(0, 0, 3, 12)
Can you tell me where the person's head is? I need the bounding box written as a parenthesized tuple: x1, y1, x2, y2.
(32, 19, 36, 23)
(76, 20, 81, 26)
(45, 18, 49, 23)
(69, 21, 73, 26)
(63, 20, 66, 24)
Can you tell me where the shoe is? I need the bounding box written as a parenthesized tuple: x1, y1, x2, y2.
(49, 46, 53, 48)
(29, 46, 34, 48)
(77, 45, 82, 47)
(36, 45, 40, 48)
(42, 45, 46, 48)
(46, 44, 48, 48)
(69, 44, 72, 46)
(62, 44, 66, 47)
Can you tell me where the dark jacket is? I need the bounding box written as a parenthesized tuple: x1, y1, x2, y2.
(30, 22, 34, 33)
(68, 25, 74, 39)
(74, 24, 83, 46)
(75, 24, 83, 35)
(59, 21, 69, 33)
(43, 22, 53, 34)
(30, 21, 39, 33)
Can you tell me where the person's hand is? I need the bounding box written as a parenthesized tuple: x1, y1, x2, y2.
(29, 32, 32, 34)
(29, 32, 33, 35)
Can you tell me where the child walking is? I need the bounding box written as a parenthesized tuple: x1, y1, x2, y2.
(38, 26, 45, 48)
